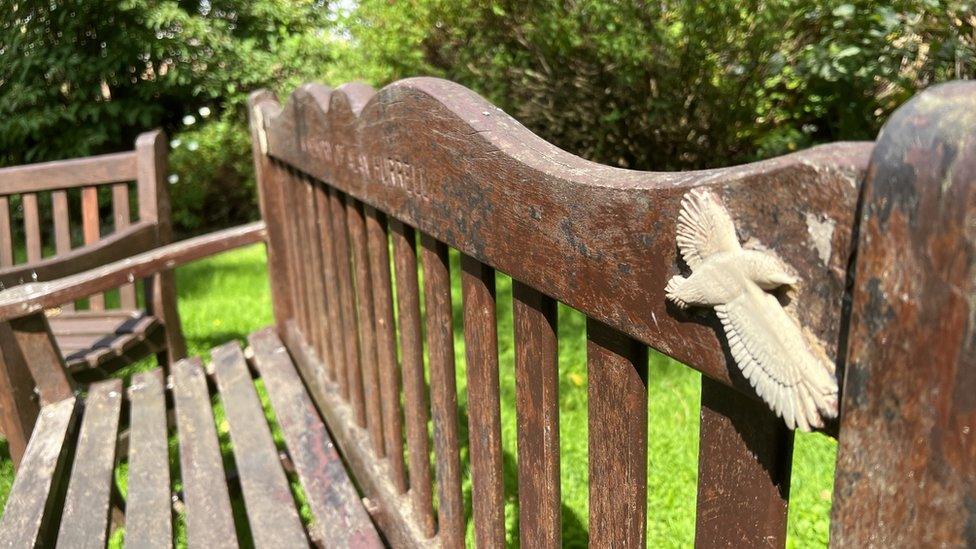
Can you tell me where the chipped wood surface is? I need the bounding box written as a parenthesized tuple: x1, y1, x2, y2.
(56, 379, 123, 549)
(832, 81, 976, 547)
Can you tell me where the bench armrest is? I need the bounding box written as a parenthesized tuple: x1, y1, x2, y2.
(0, 221, 159, 288)
(0, 222, 267, 322)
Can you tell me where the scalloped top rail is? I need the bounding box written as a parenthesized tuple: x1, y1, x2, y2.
(249, 77, 872, 392)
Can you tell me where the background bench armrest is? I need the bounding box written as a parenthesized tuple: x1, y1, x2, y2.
(0, 221, 159, 288)
(0, 222, 267, 322)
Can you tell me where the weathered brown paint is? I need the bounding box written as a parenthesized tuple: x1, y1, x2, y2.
(832, 81, 976, 547)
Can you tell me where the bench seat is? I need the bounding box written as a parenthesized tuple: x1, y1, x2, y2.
(47, 310, 166, 375)
(0, 327, 381, 548)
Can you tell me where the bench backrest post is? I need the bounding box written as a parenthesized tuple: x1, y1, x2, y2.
(832, 81, 976, 546)
(136, 130, 187, 365)
(248, 91, 296, 330)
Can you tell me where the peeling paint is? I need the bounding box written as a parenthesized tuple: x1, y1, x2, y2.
(806, 213, 835, 267)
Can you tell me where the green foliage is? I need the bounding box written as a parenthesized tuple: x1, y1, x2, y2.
(1, 0, 345, 233)
(343, 0, 975, 169)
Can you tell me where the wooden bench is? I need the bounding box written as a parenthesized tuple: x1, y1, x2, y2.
(0, 78, 973, 547)
(0, 131, 185, 378)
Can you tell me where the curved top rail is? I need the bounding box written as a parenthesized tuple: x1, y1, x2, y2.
(251, 77, 872, 393)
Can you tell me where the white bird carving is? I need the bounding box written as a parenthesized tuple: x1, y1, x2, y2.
(665, 189, 839, 431)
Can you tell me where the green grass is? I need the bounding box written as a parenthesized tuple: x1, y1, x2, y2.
(0, 244, 835, 547)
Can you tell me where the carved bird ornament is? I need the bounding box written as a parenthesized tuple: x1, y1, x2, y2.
(665, 189, 838, 431)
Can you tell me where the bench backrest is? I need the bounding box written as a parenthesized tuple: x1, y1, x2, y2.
(248, 79, 976, 547)
(0, 131, 172, 310)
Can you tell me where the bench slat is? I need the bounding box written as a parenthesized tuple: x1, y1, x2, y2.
(211, 341, 308, 548)
(695, 378, 793, 547)
(80, 186, 105, 311)
(56, 379, 123, 548)
(461, 255, 506, 547)
(0, 397, 77, 548)
(346, 197, 385, 457)
(282, 169, 313, 346)
(513, 282, 561, 548)
(420, 234, 465, 547)
(172, 357, 238, 548)
(0, 197, 12, 267)
(389, 220, 435, 535)
(329, 189, 366, 421)
(587, 318, 648, 548)
(22, 193, 41, 264)
(125, 369, 173, 549)
(111, 182, 137, 309)
(365, 206, 407, 492)
(51, 191, 74, 312)
(314, 183, 344, 387)
(301, 176, 331, 366)
(248, 328, 382, 548)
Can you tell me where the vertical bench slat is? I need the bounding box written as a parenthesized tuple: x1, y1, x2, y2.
(111, 183, 137, 309)
(346, 197, 385, 457)
(56, 379, 123, 548)
(695, 378, 793, 548)
(171, 357, 237, 548)
(275, 165, 307, 344)
(0, 398, 78, 548)
(282, 170, 312, 343)
(587, 318, 648, 548)
(314, 183, 346, 390)
(306, 179, 334, 380)
(248, 328, 383, 548)
(211, 342, 308, 548)
(460, 254, 505, 546)
(125, 368, 172, 548)
(297, 174, 328, 362)
(389, 220, 435, 535)
(420, 233, 465, 547)
(22, 193, 42, 263)
(0, 196, 12, 267)
(80, 186, 105, 311)
(51, 190, 74, 311)
(365, 206, 407, 491)
(513, 281, 560, 548)
(330, 189, 365, 419)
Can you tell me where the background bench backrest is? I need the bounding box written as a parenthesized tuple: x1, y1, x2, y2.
(0, 131, 172, 313)
(249, 79, 976, 547)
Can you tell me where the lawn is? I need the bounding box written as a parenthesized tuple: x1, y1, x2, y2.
(0, 244, 836, 547)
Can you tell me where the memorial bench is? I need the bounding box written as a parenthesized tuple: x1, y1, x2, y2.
(0, 77, 972, 547)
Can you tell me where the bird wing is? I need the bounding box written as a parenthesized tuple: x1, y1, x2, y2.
(675, 189, 741, 267)
(715, 289, 839, 431)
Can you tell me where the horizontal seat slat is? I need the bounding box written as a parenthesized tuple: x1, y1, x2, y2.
(125, 369, 172, 549)
(248, 328, 381, 548)
(0, 398, 77, 548)
(211, 341, 308, 549)
(172, 357, 238, 548)
(56, 379, 123, 549)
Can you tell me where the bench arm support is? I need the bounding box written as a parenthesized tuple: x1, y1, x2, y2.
(0, 222, 267, 323)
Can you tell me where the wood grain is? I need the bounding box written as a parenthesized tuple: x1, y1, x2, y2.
(56, 379, 123, 549)
(125, 369, 172, 549)
(0, 151, 137, 194)
(389, 220, 435, 535)
(22, 193, 41, 264)
(513, 281, 560, 548)
(587, 319, 647, 548)
(171, 357, 237, 548)
(0, 196, 13, 267)
(460, 255, 505, 547)
(420, 234, 464, 547)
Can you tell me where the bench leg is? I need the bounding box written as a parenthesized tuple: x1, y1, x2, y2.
(0, 322, 40, 467)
